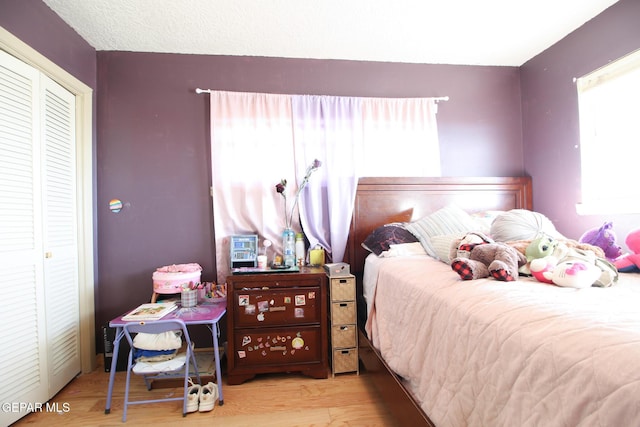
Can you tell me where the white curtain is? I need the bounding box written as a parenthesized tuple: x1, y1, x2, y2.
(291, 95, 363, 263)
(210, 91, 295, 282)
(361, 97, 440, 176)
(209, 91, 440, 283)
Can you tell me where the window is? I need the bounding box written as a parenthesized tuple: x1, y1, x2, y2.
(576, 49, 640, 215)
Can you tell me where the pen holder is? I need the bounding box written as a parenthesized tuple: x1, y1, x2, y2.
(181, 289, 197, 308)
(197, 287, 206, 303)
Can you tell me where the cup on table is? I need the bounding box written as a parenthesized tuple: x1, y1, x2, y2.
(197, 287, 206, 302)
(257, 255, 268, 269)
(181, 289, 197, 307)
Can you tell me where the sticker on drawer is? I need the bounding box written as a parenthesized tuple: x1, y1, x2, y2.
(234, 329, 321, 366)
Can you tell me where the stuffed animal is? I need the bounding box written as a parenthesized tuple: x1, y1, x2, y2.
(529, 256, 557, 284)
(613, 228, 640, 272)
(526, 235, 568, 284)
(527, 236, 619, 288)
(579, 221, 622, 261)
(530, 256, 602, 288)
(450, 233, 527, 281)
(518, 234, 560, 275)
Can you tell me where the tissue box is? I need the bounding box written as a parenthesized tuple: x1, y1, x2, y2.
(323, 262, 350, 277)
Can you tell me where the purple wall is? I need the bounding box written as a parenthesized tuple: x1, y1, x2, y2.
(95, 53, 523, 331)
(0, 0, 96, 88)
(521, 0, 640, 245)
(0, 0, 102, 343)
(11, 0, 638, 354)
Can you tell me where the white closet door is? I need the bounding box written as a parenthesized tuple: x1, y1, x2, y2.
(0, 50, 80, 425)
(41, 74, 81, 396)
(0, 49, 48, 425)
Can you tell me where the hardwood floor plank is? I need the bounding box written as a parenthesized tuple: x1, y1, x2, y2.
(13, 354, 398, 426)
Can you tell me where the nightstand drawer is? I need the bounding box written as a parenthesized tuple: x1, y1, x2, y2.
(233, 326, 322, 367)
(234, 287, 321, 327)
(227, 268, 329, 384)
(332, 324, 357, 348)
(332, 348, 358, 374)
(331, 301, 356, 325)
(330, 276, 355, 301)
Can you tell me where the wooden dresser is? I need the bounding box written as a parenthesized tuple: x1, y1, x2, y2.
(226, 267, 328, 385)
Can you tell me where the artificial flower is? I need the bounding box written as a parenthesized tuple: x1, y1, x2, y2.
(276, 159, 322, 228)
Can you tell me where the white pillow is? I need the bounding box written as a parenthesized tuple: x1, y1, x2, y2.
(405, 204, 482, 257)
(470, 210, 505, 234)
(430, 233, 467, 263)
(490, 209, 564, 242)
(133, 331, 183, 351)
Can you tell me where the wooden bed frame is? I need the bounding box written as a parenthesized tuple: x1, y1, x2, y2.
(343, 176, 533, 426)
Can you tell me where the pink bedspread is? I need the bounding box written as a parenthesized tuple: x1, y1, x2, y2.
(365, 255, 640, 427)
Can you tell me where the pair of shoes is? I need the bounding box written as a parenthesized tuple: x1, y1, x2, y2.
(197, 382, 217, 412)
(186, 379, 201, 413)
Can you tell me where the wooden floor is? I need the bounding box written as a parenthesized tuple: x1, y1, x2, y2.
(14, 354, 398, 426)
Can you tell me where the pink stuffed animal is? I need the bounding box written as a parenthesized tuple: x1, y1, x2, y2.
(614, 229, 640, 273)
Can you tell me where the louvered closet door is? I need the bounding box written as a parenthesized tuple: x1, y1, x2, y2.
(41, 75, 81, 396)
(0, 49, 49, 424)
(0, 50, 80, 426)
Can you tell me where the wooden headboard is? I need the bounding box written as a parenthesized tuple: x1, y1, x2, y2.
(344, 176, 533, 275)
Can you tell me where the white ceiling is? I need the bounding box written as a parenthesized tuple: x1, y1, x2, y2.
(42, 0, 619, 66)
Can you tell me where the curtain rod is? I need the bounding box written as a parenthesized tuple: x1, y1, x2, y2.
(195, 88, 449, 102)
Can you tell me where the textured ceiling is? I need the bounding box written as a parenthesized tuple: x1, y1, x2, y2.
(42, 0, 619, 66)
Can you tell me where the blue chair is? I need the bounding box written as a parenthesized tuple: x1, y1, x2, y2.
(121, 319, 201, 422)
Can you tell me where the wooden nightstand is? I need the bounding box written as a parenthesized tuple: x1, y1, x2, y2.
(328, 274, 359, 375)
(226, 267, 328, 385)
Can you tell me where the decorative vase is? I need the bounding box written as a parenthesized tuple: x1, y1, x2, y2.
(282, 227, 296, 267)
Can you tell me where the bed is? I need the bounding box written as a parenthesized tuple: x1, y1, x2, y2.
(344, 177, 640, 427)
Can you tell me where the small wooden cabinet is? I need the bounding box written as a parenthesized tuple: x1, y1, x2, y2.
(226, 267, 328, 385)
(328, 274, 359, 375)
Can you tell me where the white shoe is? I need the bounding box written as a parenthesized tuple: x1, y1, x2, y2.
(198, 382, 217, 412)
(186, 380, 201, 413)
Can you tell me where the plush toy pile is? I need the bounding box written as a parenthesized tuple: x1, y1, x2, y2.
(447, 210, 621, 288)
(527, 235, 618, 288)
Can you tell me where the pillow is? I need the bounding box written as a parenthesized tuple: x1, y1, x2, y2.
(490, 209, 565, 242)
(430, 233, 467, 263)
(362, 223, 418, 256)
(470, 210, 505, 234)
(405, 204, 481, 257)
(380, 242, 427, 258)
(133, 330, 183, 351)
